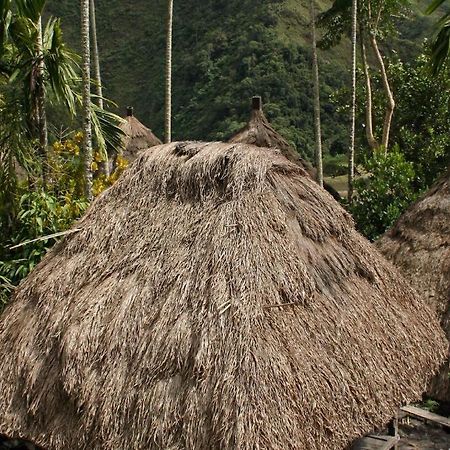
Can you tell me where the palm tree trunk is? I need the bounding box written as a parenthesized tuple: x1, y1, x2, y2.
(369, 33, 395, 152)
(89, 0, 110, 177)
(309, 0, 323, 187)
(36, 15, 48, 189)
(360, 29, 379, 151)
(80, 0, 93, 200)
(165, 0, 174, 144)
(90, 0, 103, 109)
(348, 0, 357, 202)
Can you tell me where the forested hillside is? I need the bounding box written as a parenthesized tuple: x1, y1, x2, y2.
(47, 0, 434, 159)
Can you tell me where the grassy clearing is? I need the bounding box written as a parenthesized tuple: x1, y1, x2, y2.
(325, 175, 348, 197)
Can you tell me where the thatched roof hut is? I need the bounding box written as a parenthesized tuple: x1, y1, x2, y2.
(228, 96, 341, 200)
(377, 169, 450, 400)
(120, 106, 162, 161)
(0, 142, 446, 450)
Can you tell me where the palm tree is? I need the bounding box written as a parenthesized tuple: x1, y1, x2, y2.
(0, 0, 123, 208)
(90, 0, 103, 109)
(348, 0, 357, 202)
(309, 0, 323, 187)
(36, 14, 48, 188)
(165, 0, 174, 144)
(80, 0, 93, 200)
(1, 1, 78, 188)
(13, 0, 49, 187)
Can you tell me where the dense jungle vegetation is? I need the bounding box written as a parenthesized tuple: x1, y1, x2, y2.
(47, 0, 436, 157)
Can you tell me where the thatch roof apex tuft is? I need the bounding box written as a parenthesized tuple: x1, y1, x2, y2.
(0, 142, 446, 450)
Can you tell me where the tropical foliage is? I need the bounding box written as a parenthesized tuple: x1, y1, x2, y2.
(0, 132, 129, 310)
(350, 148, 418, 240)
(0, 0, 125, 308)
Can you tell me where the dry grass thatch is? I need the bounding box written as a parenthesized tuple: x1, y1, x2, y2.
(120, 107, 162, 160)
(0, 141, 447, 450)
(377, 168, 450, 400)
(228, 96, 341, 200)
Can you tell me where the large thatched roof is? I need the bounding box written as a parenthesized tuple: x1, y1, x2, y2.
(0, 142, 446, 450)
(377, 168, 450, 400)
(228, 96, 341, 200)
(120, 106, 162, 160)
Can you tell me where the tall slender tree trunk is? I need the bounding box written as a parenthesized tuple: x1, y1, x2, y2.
(360, 29, 379, 151)
(165, 0, 173, 144)
(90, 0, 103, 109)
(36, 15, 48, 189)
(89, 0, 110, 177)
(369, 33, 394, 152)
(309, 0, 323, 187)
(81, 0, 93, 200)
(348, 0, 357, 202)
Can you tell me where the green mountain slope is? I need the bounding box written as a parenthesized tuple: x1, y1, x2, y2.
(46, 0, 434, 159)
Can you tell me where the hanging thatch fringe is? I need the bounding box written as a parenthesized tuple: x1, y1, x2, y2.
(0, 142, 446, 450)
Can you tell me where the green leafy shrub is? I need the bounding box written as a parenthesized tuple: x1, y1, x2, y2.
(420, 399, 440, 413)
(0, 190, 88, 287)
(0, 131, 129, 308)
(350, 147, 418, 241)
(0, 276, 14, 313)
(0, 134, 90, 305)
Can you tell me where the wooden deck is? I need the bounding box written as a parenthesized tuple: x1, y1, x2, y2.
(351, 434, 399, 450)
(350, 405, 450, 450)
(400, 405, 450, 429)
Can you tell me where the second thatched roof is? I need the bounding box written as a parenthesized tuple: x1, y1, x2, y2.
(0, 142, 446, 449)
(120, 106, 162, 161)
(228, 97, 341, 200)
(377, 168, 450, 400)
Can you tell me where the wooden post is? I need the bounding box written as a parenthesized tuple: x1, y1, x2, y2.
(388, 410, 399, 450)
(252, 96, 262, 111)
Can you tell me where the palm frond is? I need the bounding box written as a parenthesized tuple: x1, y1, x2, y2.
(43, 17, 79, 115)
(425, 0, 447, 14)
(0, 0, 12, 56)
(90, 102, 125, 158)
(15, 0, 46, 22)
(430, 15, 450, 75)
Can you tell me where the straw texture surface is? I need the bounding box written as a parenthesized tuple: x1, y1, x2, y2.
(121, 114, 161, 160)
(377, 169, 450, 400)
(0, 142, 446, 450)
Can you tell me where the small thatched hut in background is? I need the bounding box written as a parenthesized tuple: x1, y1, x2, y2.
(0, 142, 446, 449)
(120, 106, 161, 161)
(228, 96, 341, 200)
(377, 169, 450, 400)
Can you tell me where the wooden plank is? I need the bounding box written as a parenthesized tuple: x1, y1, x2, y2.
(400, 405, 450, 429)
(351, 434, 399, 450)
